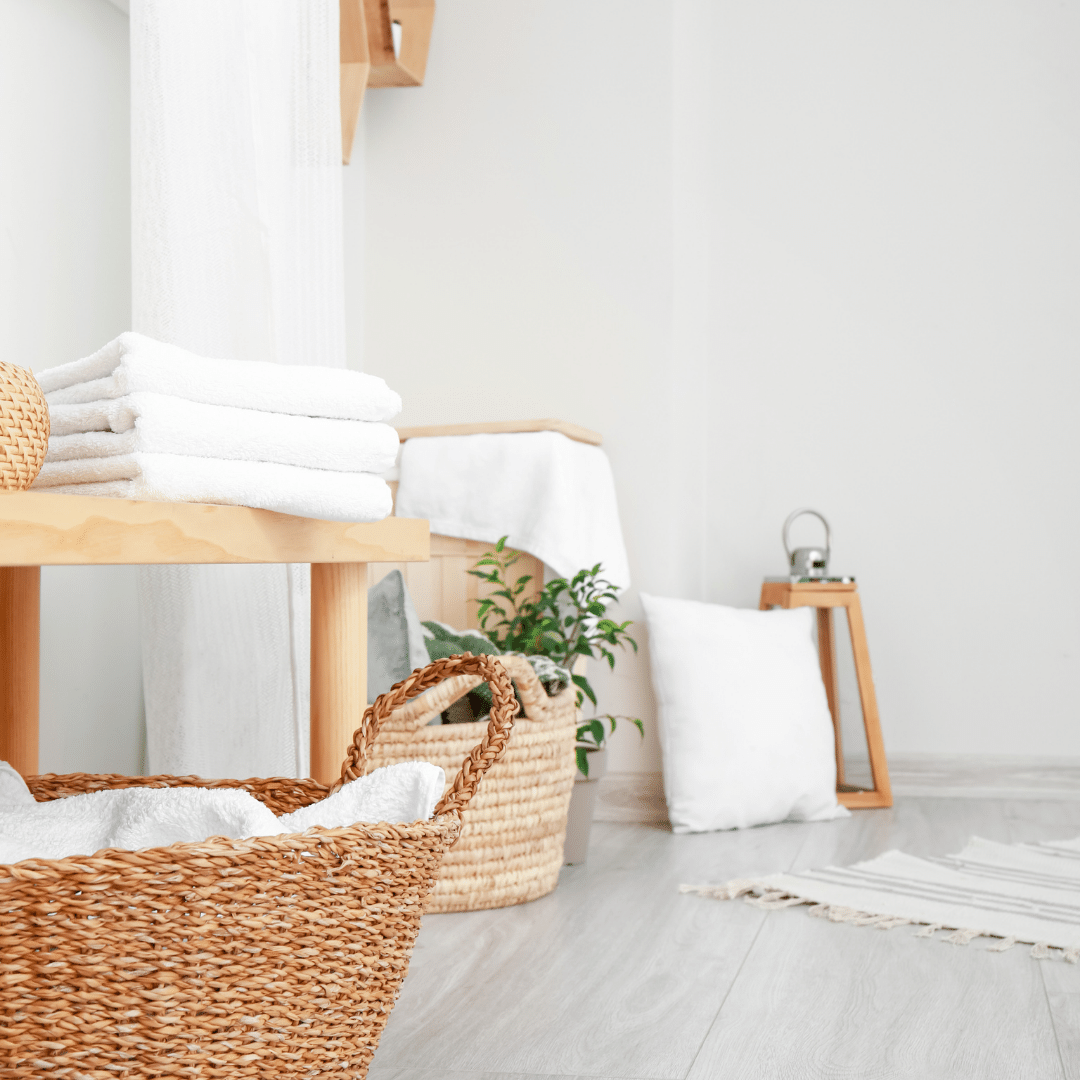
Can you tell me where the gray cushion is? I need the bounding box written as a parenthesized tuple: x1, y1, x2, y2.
(367, 570, 431, 703)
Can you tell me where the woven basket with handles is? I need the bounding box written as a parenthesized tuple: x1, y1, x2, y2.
(357, 652, 579, 912)
(0, 654, 516, 1080)
(0, 360, 49, 490)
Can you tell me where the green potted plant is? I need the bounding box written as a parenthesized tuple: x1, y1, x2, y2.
(468, 538, 642, 863)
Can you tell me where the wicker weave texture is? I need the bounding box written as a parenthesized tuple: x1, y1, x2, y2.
(361, 654, 578, 913)
(0, 361, 49, 490)
(1, 654, 518, 1080)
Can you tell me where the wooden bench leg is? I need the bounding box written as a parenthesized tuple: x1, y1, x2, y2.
(0, 566, 39, 778)
(310, 562, 367, 786)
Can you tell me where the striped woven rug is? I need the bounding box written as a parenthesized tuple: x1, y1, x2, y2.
(682, 835, 1080, 962)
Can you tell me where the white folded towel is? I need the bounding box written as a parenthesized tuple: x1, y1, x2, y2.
(0, 761, 447, 864)
(36, 332, 401, 422)
(32, 453, 393, 522)
(396, 430, 632, 589)
(277, 762, 446, 833)
(46, 393, 400, 474)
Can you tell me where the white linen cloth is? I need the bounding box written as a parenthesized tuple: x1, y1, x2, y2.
(38, 332, 400, 421)
(45, 394, 399, 473)
(0, 761, 445, 864)
(34, 454, 393, 523)
(129, 0, 347, 781)
(396, 431, 631, 590)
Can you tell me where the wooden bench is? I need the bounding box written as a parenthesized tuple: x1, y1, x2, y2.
(0, 491, 429, 785)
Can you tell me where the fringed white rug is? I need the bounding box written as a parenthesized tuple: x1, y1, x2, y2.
(682, 835, 1080, 962)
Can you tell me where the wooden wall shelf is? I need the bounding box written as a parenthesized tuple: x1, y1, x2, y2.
(340, 0, 435, 164)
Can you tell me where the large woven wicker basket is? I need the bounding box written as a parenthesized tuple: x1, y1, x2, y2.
(356, 652, 579, 913)
(0, 654, 516, 1080)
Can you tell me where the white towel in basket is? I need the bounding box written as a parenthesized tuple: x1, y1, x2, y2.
(47, 393, 400, 474)
(32, 453, 393, 522)
(0, 761, 447, 864)
(0, 763, 34, 809)
(278, 762, 447, 833)
(36, 332, 401, 422)
(0, 785, 283, 865)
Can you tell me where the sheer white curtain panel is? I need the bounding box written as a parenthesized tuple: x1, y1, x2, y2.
(130, 0, 347, 779)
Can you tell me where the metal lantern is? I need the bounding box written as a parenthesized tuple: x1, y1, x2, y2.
(782, 507, 831, 580)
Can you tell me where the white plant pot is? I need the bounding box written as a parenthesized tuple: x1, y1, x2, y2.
(564, 746, 607, 865)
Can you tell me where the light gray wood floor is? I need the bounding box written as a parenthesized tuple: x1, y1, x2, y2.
(369, 796, 1080, 1080)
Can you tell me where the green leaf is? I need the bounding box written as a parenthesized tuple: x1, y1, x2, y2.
(631, 717, 644, 738)
(495, 536, 507, 552)
(572, 673, 597, 707)
(576, 746, 589, 777)
(589, 718, 605, 745)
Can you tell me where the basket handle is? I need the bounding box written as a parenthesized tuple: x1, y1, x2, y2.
(330, 653, 518, 820)
(382, 653, 557, 732)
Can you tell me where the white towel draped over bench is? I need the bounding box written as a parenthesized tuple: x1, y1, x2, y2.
(396, 429, 631, 590)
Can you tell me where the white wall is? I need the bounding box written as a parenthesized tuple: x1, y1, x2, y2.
(1, 0, 144, 774)
(356, 0, 687, 775)
(359, 0, 1080, 769)
(704, 0, 1080, 756)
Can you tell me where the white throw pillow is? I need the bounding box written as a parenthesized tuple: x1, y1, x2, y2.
(640, 594, 850, 833)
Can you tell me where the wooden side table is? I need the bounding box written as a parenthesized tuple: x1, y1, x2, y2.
(759, 580, 892, 809)
(0, 491, 429, 786)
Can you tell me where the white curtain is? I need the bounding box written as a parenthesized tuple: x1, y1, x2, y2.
(130, 0, 346, 779)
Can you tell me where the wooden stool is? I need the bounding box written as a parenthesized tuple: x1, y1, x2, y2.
(759, 580, 892, 809)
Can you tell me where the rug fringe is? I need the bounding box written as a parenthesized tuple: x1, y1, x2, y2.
(943, 928, 981, 946)
(679, 879, 758, 901)
(680, 881, 1078, 961)
(914, 923, 943, 939)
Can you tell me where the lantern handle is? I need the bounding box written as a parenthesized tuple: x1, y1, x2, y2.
(783, 508, 831, 561)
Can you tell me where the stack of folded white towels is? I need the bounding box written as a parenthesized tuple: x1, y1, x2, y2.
(31, 332, 401, 522)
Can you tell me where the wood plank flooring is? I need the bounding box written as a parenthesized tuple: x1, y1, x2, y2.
(370, 796, 1080, 1079)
